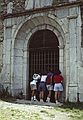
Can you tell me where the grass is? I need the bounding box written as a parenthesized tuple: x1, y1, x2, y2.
(0, 107, 40, 120)
(56, 102, 83, 120)
(0, 99, 83, 120)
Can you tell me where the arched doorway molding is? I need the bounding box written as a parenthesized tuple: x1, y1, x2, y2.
(13, 13, 67, 45)
(11, 13, 67, 97)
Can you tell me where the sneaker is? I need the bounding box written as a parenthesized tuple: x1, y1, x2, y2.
(56, 100, 63, 106)
(46, 97, 50, 102)
(33, 96, 36, 101)
(31, 97, 33, 101)
(40, 99, 44, 102)
(56, 100, 60, 104)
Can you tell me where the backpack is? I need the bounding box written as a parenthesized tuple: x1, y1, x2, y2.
(46, 72, 53, 85)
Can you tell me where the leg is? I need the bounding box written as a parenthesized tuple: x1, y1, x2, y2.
(47, 90, 51, 102)
(33, 90, 37, 101)
(39, 91, 44, 102)
(48, 84, 53, 102)
(41, 91, 44, 99)
(39, 82, 46, 102)
(40, 91, 44, 99)
(39, 91, 42, 99)
(54, 84, 58, 103)
(31, 90, 35, 101)
(31, 90, 35, 97)
(57, 91, 61, 101)
(54, 91, 58, 102)
(48, 90, 51, 98)
(31, 88, 37, 101)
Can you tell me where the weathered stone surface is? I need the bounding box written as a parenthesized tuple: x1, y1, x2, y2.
(0, 0, 83, 102)
(25, 0, 53, 10)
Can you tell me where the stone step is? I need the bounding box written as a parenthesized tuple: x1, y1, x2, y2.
(15, 99, 63, 107)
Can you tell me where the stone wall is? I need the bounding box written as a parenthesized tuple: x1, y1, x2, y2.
(0, 0, 83, 102)
(0, 1, 3, 75)
(2, 2, 82, 101)
(0, 31, 3, 73)
(81, 6, 83, 47)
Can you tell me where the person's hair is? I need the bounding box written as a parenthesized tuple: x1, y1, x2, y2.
(55, 70, 61, 75)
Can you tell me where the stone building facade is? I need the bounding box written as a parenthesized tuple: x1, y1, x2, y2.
(0, 0, 83, 102)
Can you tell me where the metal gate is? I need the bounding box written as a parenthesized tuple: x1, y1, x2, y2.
(29, 29, 59, 80)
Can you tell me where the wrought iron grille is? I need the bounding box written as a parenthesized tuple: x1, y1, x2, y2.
(29, 30, 59, 80)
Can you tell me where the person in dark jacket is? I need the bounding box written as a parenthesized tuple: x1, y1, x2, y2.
(46, 71, 53, 102)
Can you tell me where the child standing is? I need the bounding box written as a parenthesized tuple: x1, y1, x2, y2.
(30, 73, 40, 101)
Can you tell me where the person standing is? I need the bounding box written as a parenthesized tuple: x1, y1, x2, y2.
(53, 70, 64, 104)
(30, 73, 40, 101)
(38, 74, 47, 102)
(46, 71, 53, 102)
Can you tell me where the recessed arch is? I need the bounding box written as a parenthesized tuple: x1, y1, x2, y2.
(11, 14, 65, 98)
(29, 29, 59, 78)
(13, 13, 66, 46)
(28, 29, 59, 101)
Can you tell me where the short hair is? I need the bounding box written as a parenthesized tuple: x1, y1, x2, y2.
(55, 70, 61, 75)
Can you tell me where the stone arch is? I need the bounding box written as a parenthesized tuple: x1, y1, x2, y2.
(13, 14, 66, 51)
(13, 13, 67, 43)
(11, 14, 66, 97)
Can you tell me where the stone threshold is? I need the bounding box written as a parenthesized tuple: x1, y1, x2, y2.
(15, 99, 63, 107)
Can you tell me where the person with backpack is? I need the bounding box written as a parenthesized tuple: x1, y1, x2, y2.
(46, 71, 53, 102)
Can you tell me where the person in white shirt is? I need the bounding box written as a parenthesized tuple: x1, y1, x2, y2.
(30, 73, 40, 101)
(38, 74, 47, 102)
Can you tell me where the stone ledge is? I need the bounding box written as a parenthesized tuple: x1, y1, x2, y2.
(15, 99, 63, 107)
(1, 1, 82, 20)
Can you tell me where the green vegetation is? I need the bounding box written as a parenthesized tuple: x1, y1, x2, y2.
(0, 100, 83, 120)
(57, 103, 83, 120)
(0, 107, 40, 120)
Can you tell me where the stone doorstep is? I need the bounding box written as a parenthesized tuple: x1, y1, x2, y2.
(15, 99, 63, 107)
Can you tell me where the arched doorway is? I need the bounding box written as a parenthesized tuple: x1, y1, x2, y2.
(29, 29, 59, 78)
(28, 29, 59, 101)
